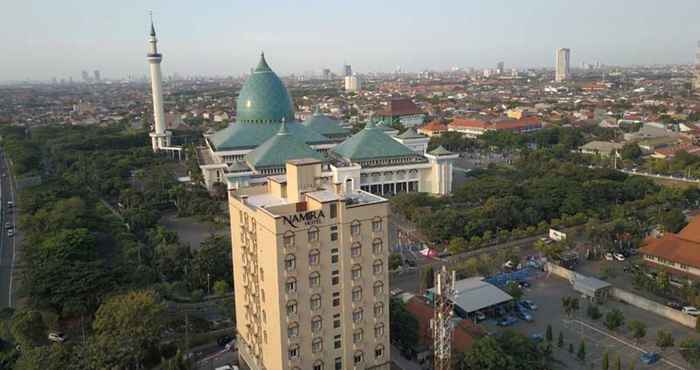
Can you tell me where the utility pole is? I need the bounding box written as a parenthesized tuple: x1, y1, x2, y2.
(432, 266, 456, 370)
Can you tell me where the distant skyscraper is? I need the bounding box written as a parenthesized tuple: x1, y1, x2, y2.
(81, 70, 90, 83)
(343, 64, 352, 77)
(344, 74, 361, 92)
(695, 41, 700, 91)
(496, 61, 504, 75)
(322, 68, 331, 80)
(555, 48, 571, 82)
(93, 70, 101, 82)
(147, 17, 172, 151)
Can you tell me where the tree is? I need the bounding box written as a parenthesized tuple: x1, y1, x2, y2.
(568, 342, 574, 354)
(602, 351, 609, 370)
(620, 143, 642, 161)
(604, 309, 625, 330)
(11, 310, 47, 348)
(423, 266, 435, 290)
(656, 330, 674, 351)
(458, 331, 546, 370)
(577, 340, 586, 362)
(505, 281, 524, 301)
(546, 324, 553, 342)
(389, 298, 419, 351)
(614, 355, 622, 370)
(628, 320, 646, 343)
(89, 290, 165, 369)
(557, 331, 564, 348)
(587, 304, 602, 320)
(388, 253, 402, 270)
(213, 280, 230, 296)
(660, 208, 687, 233)
(562, 296, 580, 317)
(14, 345, 75, 370)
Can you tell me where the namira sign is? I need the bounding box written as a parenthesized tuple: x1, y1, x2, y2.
(282, 210, 325, 228)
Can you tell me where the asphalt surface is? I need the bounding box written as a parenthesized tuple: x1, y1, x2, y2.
(0, 151, 17, 308)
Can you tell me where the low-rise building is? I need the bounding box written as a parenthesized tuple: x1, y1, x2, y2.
(447, 116, 542, 138)
(377, 98, 425, 127)
(418, 121, 448, 137)
(640, 216, 700, 280)
(579, 141, 624, 157)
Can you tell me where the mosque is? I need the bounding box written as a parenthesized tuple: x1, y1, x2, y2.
(148, 25, 457, 197)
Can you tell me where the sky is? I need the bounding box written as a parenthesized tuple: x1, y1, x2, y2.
(2, 0, 700, 81)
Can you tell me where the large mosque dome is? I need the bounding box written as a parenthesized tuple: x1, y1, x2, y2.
(236, 53, 295, 123)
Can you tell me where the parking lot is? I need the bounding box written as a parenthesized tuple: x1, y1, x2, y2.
(482, 275, 698, 370)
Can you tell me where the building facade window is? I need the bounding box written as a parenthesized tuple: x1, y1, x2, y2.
(312, 337, 323, 353)
(309, 271, 321, 288)
(308, 226, 319, 242)
(353, 329, 364, 343)
(374, 302, 385, 318)
(351, 242, 362, 258)
(351, 264, 362, 280)
(333, 292, 341, 307)
(288, 322, 299, 338)
(286, 300, 297, 315)
(309, 249, 321, 265)
(352, 286, 362, 302)
(372, 217, 383, 232)
(289, 345, 299, 359)
(313, 360, 324, 370)
(334, 335, 342, 349)
(286, 278, 297, 293)
(373, 259, 383, 275)
(353, 308, 363, 323)
(331, 248, 339, 264)
(375, 345, 385, 359)
(311, 294, 322, 311)
(330, 203, 338, 218)
(351, 220, 361, 235)
(375, 323, 385, 338)
(354, 351, 364, 364)
(374, 281, 384, 297)
(285, 254, 296, 271)
(372, 238, 383, 255)
(312, 316, 323, 334)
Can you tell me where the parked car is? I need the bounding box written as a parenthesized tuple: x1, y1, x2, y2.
(517, 280, 531, 289)
(390, 288, 404, 297)
(520, 300, 538, 311)
(683, 306, 700, 316)
(217, 335, 234, 347)
(4, 223, 10, 230)
(497, 316, 518, 327)
(503, 260, 515, 269)
(48, 332, 66, 343)
(516, 309, 533, 322)
(640, 352, 660, 365)
(474, 311, 486, 322)
(7, 230, 13, 237)
(666, 301, 683, 310)
(613, 253, 625, 262)
(604, 252, 614, 261)
(529, 333, 544, 343)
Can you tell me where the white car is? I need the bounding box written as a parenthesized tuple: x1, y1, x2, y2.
(604, 252, 614, 261)
(48, 332, 66, 343)
(682, 307, 700, 316)
(613, 253, 625, 262)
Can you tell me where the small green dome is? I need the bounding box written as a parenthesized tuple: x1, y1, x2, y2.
(236, 53, 295, 123)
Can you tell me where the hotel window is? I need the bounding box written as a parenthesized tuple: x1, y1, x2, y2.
(374, 323, 385, 338)
(283, 231, 295, 249)
(308, 226, 319, 242)
(334, 335, 342, 349)
(309, 249, 321, 265)
(374, 281, 384, 297)
(311, 294, 322, 310)
(353, 308, 363, 323)
(259, 268, 264, 281)
(313, 360, 324, 370)
(288, 322, 299, 338)
(287, 300, 297, 315)
(331, 231, 338, 241)
(312, 316, 323, 333)
(331, 248, 339, 263)
(374, 302, 384, 318)
(353, 329, 364, 344)
(351, 220, 361, 235)
(351, 264, 362, 280)
(309, 272, 321, 288)
(372, 217, 383, 232)
(333, 313, 341, 328)
(286, 278, 297, 293)
(288, 344, 299, 359)
(351, 242, 362, 258)
(333, 292, 341, 307)
(372, 238, 383, 255)
(375, 345, 385, 359)
(354, 351, 364, 365)
(330, 203, 337, 218)
(352, 286, 362, 302)
(332, 270, 340, 285)
(373, 259, 384, 275)
(285, 254, 296, 272)
(312, 337, 323, 353)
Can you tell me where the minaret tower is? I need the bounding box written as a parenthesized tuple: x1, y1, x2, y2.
(147, 15, 171, 151)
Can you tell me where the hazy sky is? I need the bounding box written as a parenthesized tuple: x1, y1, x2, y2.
(2, 0, 700, 81)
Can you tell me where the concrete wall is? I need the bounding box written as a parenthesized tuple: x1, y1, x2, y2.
(545, 262, 698, 329)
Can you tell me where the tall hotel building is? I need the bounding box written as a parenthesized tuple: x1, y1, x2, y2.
(230, 159, 391, 370)
(555, 48, 571, 82)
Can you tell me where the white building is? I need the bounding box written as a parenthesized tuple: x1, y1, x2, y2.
(345, 74, 361, 92)
(555, 48, 571, 82)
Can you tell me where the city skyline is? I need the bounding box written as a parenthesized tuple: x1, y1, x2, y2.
(2, 0, 700, 81)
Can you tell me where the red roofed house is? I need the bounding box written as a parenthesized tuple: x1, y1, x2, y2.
(448, 116, 542, 138)
(404, 296, 485, 360)
(640, 216, 700, 280)
(377, 98, 425, 127)
(418, 121, 449, 137)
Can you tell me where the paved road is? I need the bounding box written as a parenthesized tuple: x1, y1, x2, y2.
(0, 151, 17, 308)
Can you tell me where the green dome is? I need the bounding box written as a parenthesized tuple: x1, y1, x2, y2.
(236, 53, 295, 123)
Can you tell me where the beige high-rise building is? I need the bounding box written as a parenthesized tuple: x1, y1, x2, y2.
(555, 48, 571, 82)
(694, 41, 700, 91)
(230, 158, 391, 370)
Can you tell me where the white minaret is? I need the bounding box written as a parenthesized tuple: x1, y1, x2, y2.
(147, 16, 171, 151)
